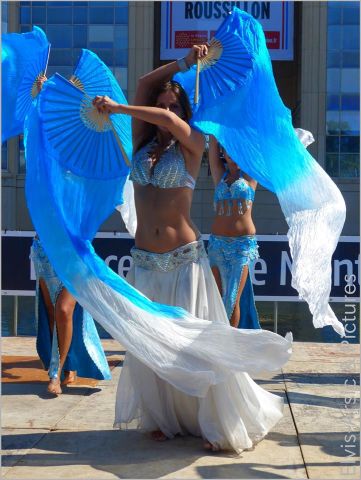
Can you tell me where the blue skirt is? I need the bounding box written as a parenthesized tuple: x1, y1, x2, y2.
(208, 234, 261, 329)
(30, 238, 111, 380)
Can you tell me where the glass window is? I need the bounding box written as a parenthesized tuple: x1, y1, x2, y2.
(327, 51, 341, 67)
(32, 7, 46, 24)
(19, 135, 26, 174)
(89, 26, 114, 48)
(48, 1, 73, 5)
(73, 25, 87, 48)
(343, 8, 360, 25)
(115, 2, 129, 6)
(114, 67, 127, 90)
(47, 7, 72, 24)
(46, 66, 73, 80)
(115, 25, 128, 49)
(326, 94, 340, 110)
(74, 2, 88, 5)
(341, 94, 360, 110)
(342, 26, 360, 49)
(2, 141, 8, 171)
(326, 154, 339, 177)
(73, 49, 82, 65)
(48, 49, 73, 67)
(326, 111, 340, 135)
(1, 1, 8, 33)
(326, 68, 341, 92)
(20, 7, 30, 24)
(342, 51, 360, 68)
(328, 7, 341, 25)
(115, 49, 128, 66)
(340, 68, 360, 93)
(340, 111, 360, 135)
(74, 7, 87, 24)
(92, 49, 113, 67)
(47, 25, 72, 48)
(326, 136, 339, 153)
(340, 154, 360, 178)
(91, 2, 115, 6)
(328, 1, 341, 7)
(327, 26, 341, 49)
(340, 136, 360, 153)
(21, 25, 31, 33)
(89, 8, 114, 24)
(115, 8, 128, 24)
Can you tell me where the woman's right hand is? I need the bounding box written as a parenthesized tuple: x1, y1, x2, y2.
(36, 75, 47, 91)
(185, 44, 209, 67)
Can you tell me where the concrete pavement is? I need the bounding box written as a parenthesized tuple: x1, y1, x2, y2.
(2, 338, 360, 479)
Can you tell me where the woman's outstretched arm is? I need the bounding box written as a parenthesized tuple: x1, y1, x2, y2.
(93, 99, 205, 155)
(208, 135, 226, 187)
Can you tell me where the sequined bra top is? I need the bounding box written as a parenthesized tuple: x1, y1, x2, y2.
(214, 170, 255, 216)
(129, 137, 196, 190)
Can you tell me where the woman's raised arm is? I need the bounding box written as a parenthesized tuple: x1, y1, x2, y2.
(208, 135, 226, 187)
(131, 44, 208, 145)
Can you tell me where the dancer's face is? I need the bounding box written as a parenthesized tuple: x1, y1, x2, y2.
(222, 147, 237, 166)
(156, 90, 184, 132)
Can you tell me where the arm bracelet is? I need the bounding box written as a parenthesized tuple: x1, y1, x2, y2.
(177, 57, 190, 73)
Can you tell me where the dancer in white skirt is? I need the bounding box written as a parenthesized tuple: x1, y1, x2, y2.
(93, 44, 289, 453)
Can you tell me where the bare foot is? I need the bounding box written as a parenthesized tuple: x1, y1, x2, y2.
(204, 439, 213, 450)
(61, 370, 77, 386)
(47, 378, 62, 395)
(150, 430, 167, 442)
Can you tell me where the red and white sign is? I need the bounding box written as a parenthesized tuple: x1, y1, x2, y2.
(161, 1, 294, 61)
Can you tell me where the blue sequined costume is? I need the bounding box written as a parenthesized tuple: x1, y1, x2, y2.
(30, 238, 111, 381)
(208, 170, 260, 329)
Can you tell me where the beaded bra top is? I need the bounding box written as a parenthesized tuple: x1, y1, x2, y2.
(129, 137, 196, 190)
(214, 170, 255, 216)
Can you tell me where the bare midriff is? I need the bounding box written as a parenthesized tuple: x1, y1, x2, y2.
(211, 200, 256, 237)
(134, 183, 200, 253)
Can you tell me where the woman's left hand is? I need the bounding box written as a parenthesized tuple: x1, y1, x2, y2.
(92, 95, 120, 114)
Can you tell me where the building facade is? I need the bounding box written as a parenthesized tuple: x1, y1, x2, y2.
(1, 1, 360, 236)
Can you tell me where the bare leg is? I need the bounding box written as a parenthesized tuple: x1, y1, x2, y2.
(55, 287, 76, 386)
(230, 266, 249, 329)
(39, 279, 62, 395)
(211, 265, 222, 296)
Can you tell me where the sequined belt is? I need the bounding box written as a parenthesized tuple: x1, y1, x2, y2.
(131, 240, 207, 273)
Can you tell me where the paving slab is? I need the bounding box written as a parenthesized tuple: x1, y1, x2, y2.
(3, 398, 306, 479)
(2, 383, 92, 429)
(2, 428, 49, 476)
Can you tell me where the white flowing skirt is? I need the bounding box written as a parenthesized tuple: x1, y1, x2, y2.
(114, 255, 284, 453)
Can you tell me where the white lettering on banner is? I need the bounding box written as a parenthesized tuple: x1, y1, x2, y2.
(118, 255, 133, 279)
(161, 1, 294, 61)
(334, 260, 354, 287)
(105, 255, 133, 279)
(252, 258, 267, 285)
(184, 2, 270, 20)
(280, 250, 292, 286)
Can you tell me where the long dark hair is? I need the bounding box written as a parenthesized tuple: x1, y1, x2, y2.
(135, 80, 193, 153)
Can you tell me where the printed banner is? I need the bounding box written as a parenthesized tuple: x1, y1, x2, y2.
(161, 1, 294, 61)
(2, 232, 358, 301)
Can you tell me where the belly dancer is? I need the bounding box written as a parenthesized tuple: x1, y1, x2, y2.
(208, 135, 261, 329)
(92, 44, 288, 453)
(30, 76, 110, 395)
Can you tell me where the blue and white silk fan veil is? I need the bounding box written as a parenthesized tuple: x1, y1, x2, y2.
(25, 58, 292, 397)
(1, 26, 50, 143)
(175, 8, 346, 336)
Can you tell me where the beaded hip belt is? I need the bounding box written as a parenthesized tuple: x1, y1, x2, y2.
(131, 239, 207, 273)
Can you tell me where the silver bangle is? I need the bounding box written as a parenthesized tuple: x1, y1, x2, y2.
(177, 57, 190, 73)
